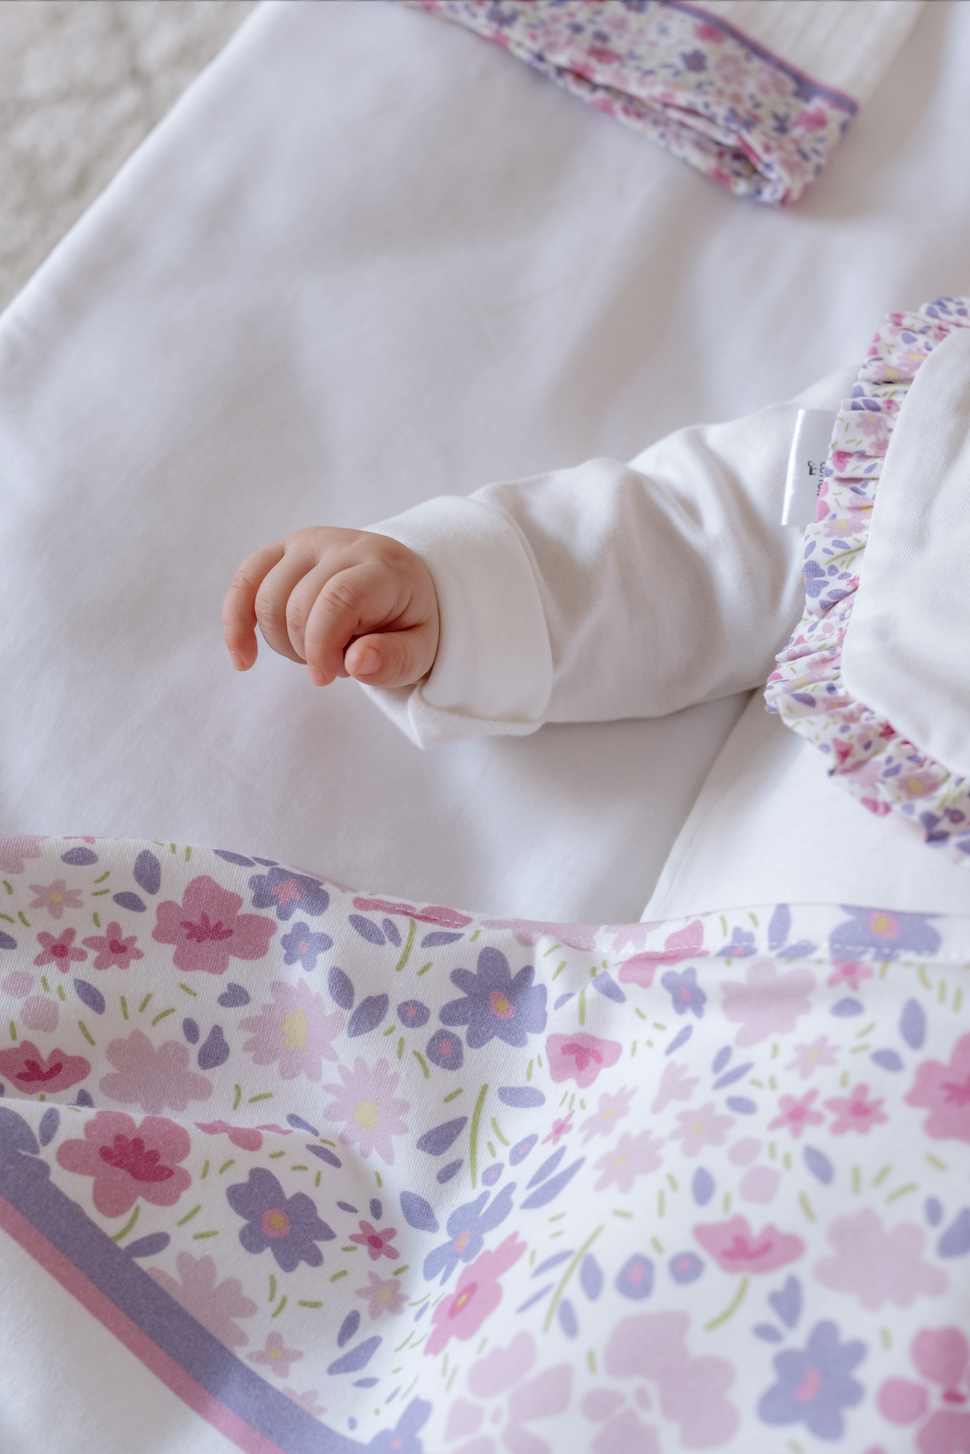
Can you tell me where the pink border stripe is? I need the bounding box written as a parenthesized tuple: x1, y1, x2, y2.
(0, 1191, 285, 1454)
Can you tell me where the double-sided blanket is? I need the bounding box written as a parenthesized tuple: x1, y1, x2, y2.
(1, 835, 967, 1451)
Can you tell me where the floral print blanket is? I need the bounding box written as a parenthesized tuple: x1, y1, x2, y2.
(1, 834, 969, 1452)
(405, 0, 857, 205)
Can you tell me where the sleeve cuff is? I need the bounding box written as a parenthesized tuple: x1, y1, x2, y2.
(359, 495, 553, 748)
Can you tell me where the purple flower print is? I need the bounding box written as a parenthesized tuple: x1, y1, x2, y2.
(830, 906, 940, 961)
(397, 1000, 430, 1030)
(226, 1168, 335, 1272)
(425, 1029, 464, 1071)
(439, 947, 546, 1050)
(153, 876, 275, 975)
(248, 868, 330, 923)
(29, 879, 83, 920)
(423, 1184, 516, 1284)
(321, 1058, 410, 1163)
(716, 927, 756, 958)
(280, 921, 333, 972)
(661, 967, 706, 1019)
(239, 980, 343, 1082)
(758, 1320, 865, 1439)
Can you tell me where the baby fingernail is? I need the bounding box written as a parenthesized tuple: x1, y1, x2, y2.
(229, 650, 243, 670)
(308, 666, 326, 686)
(354, 646, 381, 677)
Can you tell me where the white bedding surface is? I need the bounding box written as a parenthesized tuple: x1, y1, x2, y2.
(2, 4, 970, 1450)
(0, 0, 968, 923)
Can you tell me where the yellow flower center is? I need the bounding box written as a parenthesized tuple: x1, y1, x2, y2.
(690, 1120, 704, 1136)
(355, 1100, 381, 1132)
(614, 1152, 627, 1166)
(906, 776, 924, 795)
(50, 891, 63, 903)
(267, 1211, 287, 1231)
(280, 1007, 308, 1052)
(602, 1107, 616, 1121)
(269, 1345, 281, 1361)
(379, 1287, 392, 1302)
(872, 914, 891, 935)
(808, 1048, 820, 1061)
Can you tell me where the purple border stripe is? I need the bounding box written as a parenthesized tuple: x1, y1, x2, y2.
(662, 0, 858, 111)
(0, 1133, 364, 1454)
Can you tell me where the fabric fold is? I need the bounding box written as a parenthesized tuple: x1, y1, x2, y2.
(405, 0, 924, 204)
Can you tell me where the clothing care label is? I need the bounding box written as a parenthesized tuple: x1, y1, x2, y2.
(781, 408, 838, 526)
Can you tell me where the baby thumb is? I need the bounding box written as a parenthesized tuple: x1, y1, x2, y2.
(345, 627, 434, 689)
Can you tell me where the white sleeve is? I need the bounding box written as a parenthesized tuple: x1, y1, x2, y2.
(361, 369, 856, 748)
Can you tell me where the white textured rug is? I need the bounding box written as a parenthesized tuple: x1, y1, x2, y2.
(0, 0, 256, 313)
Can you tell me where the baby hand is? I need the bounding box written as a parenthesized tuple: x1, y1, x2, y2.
(223, 527, 439, 688)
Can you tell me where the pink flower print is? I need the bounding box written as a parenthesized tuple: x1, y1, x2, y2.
(815, 1209, 947, 1311)
(827, 960, 873, 993)
(824, 1082, 887, 1136)
(356, 1271, 406, 1319)
(546, 1032, 622, 1090)
(693, 1216, 805, 1275)
(460, 1331, 572, 1451)
(906, 1034, 970, 1143)
(21, 996, 59, 1033)
(99, 1030, 213, 1114)
(768, 1090, 825, 1140)
(593, 1129, 664, 1193)
(878, 1328, 970, 1450)
(0, 835, 44, 874)
(579, 1086, 636, 1144)
(80, 922, 143, 971)
(56, 1110, 192, 1217)
(720, 961, 814, 1046)
(1, 971, 32, 999)
(650, 1061, 699, 1114)
(669, 1101, 733, 1159)
(148, 1252, 257, 1348)
(152, 875, 275, 975)
(283, 1388, 326, 1418)
(349, 1219, 400, 1262)
(355, 896, 472, 931)
(795, 106, 829, 132)
(194, 1119, 291, 1152)
(239, 980, 344, 1083)
(604, 1312, 740, 1447)
(248, 1332, 303, 1381)
(617, 919, 707, 989)
(322, 1058, 410, 1164)
(543, 1110, 574, 1145)
(425, 1233, 526, 1356)
(0, 1040, 90, 1095)
(28, 879, 83, 920)
(33, 928, 87, 972)
(786, 1035, 839, 1081)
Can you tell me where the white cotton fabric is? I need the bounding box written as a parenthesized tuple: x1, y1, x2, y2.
(698, 0, 925, 103)
(842, 325, 970, 779)
(367, 373, 854, 748)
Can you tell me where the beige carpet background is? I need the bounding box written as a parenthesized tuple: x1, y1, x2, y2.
(0, 0, 257, 314)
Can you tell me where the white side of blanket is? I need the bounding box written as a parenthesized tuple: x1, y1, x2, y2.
(366, 372, 854, 748)
(697, 0, 925, 102)
(842, 325, 970, 779)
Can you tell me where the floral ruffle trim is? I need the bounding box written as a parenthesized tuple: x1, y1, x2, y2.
(405, 0, 857, 205)
(765, 295, 970, 862)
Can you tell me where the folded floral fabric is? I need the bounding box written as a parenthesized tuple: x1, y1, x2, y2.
(2, 833, 970, 1451)
(766, 296, 970, 867)
(405, 0, 923, 204)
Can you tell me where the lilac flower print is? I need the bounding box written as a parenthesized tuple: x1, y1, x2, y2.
(280, 921, 333, 972)
(239, 980, 343, 1082)
(593, 1129, 663, 1193)
(661, 966, 706, 1019)
(321, 1058, 410, 1163)
(248, 867, 330, 923)
(29, 879, 83, 920)
(758, 1320, 866, 1439)
(717, 927, 756, 958)
(578, 1087, 635, 1145)
(439, 947, 546, 1050)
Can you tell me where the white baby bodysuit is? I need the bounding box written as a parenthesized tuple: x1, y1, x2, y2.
(361, 368, 856, 748)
